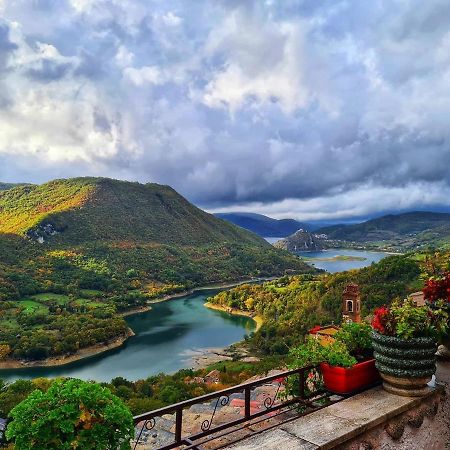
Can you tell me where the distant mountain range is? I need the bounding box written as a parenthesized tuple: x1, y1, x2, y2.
(215, 212, 309, 237)
(0, 182, 31, 191)
(316, 211, 450, 251)
(218, 210, 450, 253)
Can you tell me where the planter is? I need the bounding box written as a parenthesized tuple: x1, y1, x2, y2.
(371, 331, 437, 397)
(320, 359, 380, 395)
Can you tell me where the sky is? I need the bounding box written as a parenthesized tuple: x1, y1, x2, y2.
(1, 0, 450, 221)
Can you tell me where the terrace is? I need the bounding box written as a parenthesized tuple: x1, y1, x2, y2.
(132, 359, 450, 450)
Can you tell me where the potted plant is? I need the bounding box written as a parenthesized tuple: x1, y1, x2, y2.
(288, 322, 380, 395)
(423, 272, 450, 359)
(371, 298, 448, 397)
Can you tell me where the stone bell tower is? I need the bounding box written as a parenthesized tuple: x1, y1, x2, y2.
(342, 283, 361, 323)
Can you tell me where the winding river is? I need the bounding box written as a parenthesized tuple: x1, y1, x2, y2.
(0, 289, 255, 382)
(0, 249, 389, 382)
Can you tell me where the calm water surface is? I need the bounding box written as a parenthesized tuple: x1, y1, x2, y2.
(0, 289, 255, 382)
(297, 249, 389, 273)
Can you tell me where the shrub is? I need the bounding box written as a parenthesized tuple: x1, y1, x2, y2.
(6, 378, 134, 450)
(335, 322, 372, 356)
(288, 336, 357, 369)
(372, 298, 448, 339)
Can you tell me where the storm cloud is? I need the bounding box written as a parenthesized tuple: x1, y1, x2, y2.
(1, 0, 450, 220)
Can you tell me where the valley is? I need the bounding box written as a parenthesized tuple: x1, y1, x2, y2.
(0, 178, 311, 368)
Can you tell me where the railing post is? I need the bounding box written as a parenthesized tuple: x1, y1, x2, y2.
(299, 369, 305, 399)
(244, 387, 251, 419)
(175, 407, 183, 444)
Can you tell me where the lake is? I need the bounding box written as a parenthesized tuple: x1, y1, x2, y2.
(296, 249, 389, 273)
(263, 237, 390, 272)
(0, 289, 255, 382)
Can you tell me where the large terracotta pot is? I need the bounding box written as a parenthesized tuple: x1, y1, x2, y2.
(320, 359, 380, 395)
(371, 331, 437, 397)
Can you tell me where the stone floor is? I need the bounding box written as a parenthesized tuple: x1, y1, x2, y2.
(224, 360, 450, 450)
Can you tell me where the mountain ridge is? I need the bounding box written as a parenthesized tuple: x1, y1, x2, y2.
(317, 211, 450, 250)
(215, 212, 308, 237)
(0, 177, 265, 247)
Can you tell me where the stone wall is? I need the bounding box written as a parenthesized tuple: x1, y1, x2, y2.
(335, 388, 449, 450)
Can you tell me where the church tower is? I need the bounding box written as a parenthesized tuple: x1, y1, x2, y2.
(342, 283, 361, 323)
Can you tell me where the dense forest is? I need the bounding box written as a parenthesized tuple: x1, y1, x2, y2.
(0, 178, 310, 362)
(209, 253, 432, 354)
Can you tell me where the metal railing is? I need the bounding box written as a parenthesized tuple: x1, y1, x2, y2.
(132, 365, 338, 450)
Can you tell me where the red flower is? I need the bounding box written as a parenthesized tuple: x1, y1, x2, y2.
(309, 325, 321, 334)
(423, 273, 450, 304)
(372, 306, 393, 335)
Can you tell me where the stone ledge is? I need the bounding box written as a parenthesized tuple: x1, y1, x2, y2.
(225, 384, 445, 450)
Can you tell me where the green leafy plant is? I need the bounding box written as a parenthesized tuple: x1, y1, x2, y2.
(372, 298, 448, 339)
(6, 378, 134, 450)
(288, 336, 357, 369)
(335, 322, 373, 356)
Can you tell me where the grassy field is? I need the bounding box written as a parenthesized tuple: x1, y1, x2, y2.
(73, 298, 104, 308)
(31, 293, 73, 305)
(17, 300, 49, 315)
(13, 292, 106, 315)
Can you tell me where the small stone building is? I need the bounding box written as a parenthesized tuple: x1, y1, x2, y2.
(342, 283, 361, 323)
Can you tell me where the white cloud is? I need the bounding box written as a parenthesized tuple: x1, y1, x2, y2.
(1, 0, 450, 220)
(123, 66, 164, 86)
(161, 12, 182, 27)
(115, 46, 135, 68)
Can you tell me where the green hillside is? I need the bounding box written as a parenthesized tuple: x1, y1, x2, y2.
(0, 178, 311, 363)
(0, 178, 264, 246)
(209, 253, 424, 354)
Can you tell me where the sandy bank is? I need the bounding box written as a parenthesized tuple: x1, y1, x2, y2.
(0, 328, 135, 369)
(204, 302, 264, 332)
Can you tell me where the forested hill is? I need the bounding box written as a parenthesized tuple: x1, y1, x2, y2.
(0, 177, 311, 303)
(317, 211, 450, 250)
(0, 178, 312, 363)
(0, 182, 31, 191)
(0, 178, 265, 246)
(215, 212, 308, 237)
(209, 253, 425, 355)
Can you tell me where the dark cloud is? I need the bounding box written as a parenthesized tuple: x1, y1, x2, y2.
(26, 58, 71, 82)
(0, 0, 450, 220)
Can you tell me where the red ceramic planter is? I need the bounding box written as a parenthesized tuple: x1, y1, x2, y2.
(320, 359, 380, 395)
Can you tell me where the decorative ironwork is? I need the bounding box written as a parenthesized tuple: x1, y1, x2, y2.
(133, 417, 156, 450)
(263, 378, 284, 409)
(201, 395, 230, 431)
(132, 365, 344, 450)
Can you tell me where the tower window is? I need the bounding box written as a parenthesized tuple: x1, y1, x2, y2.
(347, 300, 353, 312)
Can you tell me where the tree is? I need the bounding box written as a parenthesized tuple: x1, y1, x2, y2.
(6, 379, 134, 450)
(0, 344, 11, 360)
